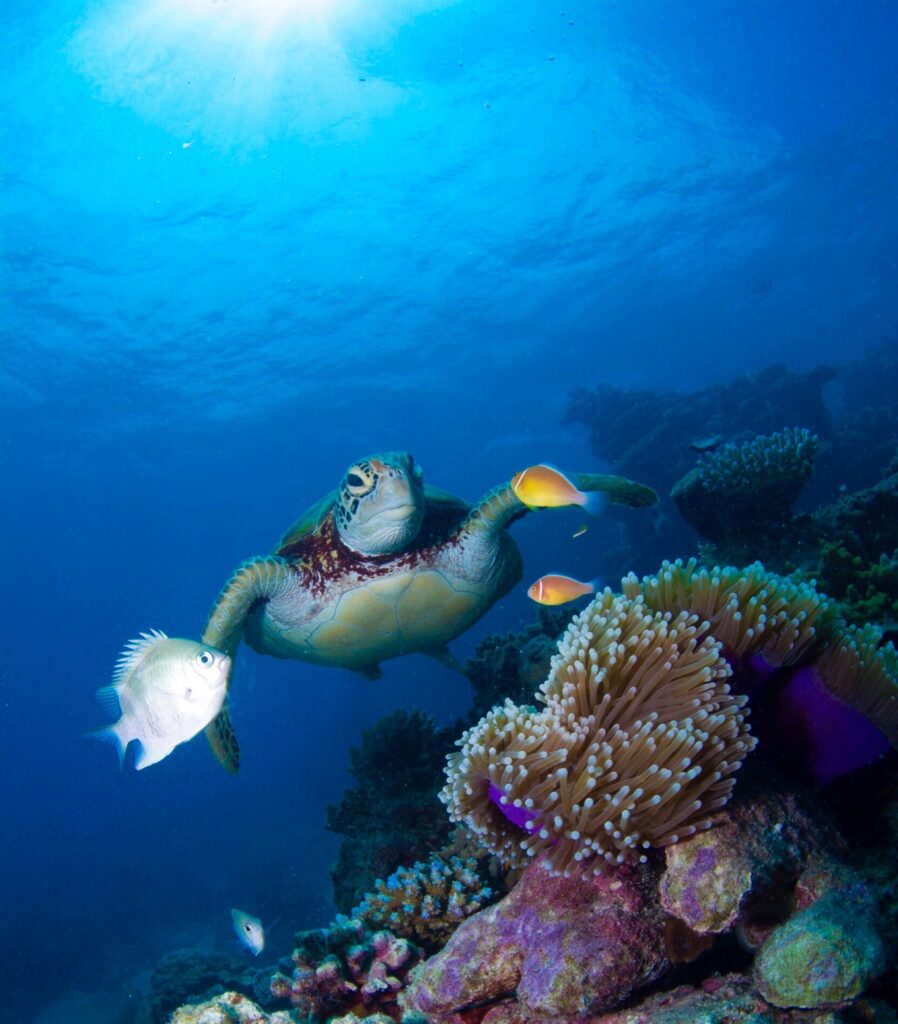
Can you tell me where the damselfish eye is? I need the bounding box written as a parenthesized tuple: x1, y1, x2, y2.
(198, 651, 213, 666)
(346, 472, 364, 488)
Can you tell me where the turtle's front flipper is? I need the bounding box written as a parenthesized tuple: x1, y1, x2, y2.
(465, 470, 658, 534)
(571, 473, 658, 509)
(201, 556, 293, 771)
(204, 707, 240, 773)
(202, 556, 294, 656)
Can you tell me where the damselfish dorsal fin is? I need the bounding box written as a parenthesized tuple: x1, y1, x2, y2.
(112, 629, 169, 687)
(205, 706, 240, 773)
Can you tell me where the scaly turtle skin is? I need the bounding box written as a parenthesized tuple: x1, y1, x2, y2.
(201, 452, 657, 771)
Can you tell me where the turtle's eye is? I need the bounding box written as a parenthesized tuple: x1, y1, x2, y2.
(409, 456, 423, 481)
(197, 651, 214, 667)
(345, 467, 374, 496)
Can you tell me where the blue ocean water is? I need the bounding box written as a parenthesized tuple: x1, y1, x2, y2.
(2, 1, 897, 1020)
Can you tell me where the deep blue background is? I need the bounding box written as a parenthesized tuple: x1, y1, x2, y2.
(2, 1, 897, 1019)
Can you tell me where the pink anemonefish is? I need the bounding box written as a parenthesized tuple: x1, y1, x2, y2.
(527, 574, 597, 606)
(510, 464, 602, 513)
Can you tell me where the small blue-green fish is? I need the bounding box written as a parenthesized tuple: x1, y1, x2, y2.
(231, 908, 265, 955)
(90, 630, 230, 770)
(572, 524, 589, 538)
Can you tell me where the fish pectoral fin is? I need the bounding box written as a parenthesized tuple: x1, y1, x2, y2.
(205, 707, 240, 773)
(354, 664, 383, 681)
(426, 645, 465, 674)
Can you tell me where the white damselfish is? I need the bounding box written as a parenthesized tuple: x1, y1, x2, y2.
(91, 630, 231, 769)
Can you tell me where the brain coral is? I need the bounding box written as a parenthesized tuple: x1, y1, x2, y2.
(441, 590, 757, 878)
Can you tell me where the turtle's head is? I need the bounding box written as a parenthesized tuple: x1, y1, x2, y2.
(335, 452, 426, 556)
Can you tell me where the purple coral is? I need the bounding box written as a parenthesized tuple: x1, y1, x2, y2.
(270, 920, 421, 1021)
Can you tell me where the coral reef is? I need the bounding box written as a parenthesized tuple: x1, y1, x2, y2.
(326, 709, 457, 913)
(442, 589, 757, 877)
(400, 849, 669, 1023)
(463, 606, 568, 724)
(345, 853, 497, 953)
(141, 949, 263, 1024)
(402, 778, 896, 1023)
(812, 455, 898, 630)
(564, 364, 835, 499)
(558, 975, 898, 1024)
(169, 991, 293, 1023)
(671, 429, 820, 565)
(269, 918, 422, 1021)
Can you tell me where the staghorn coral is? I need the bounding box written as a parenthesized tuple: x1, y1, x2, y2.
(344, 853, 497, 952)
(441, 590, 757, 877)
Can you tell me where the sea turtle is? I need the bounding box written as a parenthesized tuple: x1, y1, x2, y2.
(199, 452, 657, 771)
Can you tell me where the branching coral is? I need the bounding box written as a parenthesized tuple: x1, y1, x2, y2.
(441, 591, 757, 878)
(344, 854, 496, 952)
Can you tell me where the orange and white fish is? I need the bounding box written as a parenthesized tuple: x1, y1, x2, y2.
(527, 574, 597, 606)
(511, 464, 603, 514)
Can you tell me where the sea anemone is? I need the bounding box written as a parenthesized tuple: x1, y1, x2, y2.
(623, 558, 836, 667)
(441, 591, 757, 878)
(814, 624, 898, 745)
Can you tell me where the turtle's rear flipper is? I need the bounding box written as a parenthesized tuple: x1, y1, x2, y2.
(426, 645, 465, 674)
(572, 473, 659, 509)
(205, 706, 240, 773)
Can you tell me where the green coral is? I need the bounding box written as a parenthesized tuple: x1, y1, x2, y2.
(344, 854, 497, 952)
(326, 709, 457, 913)
(818, 544, 898, 629)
